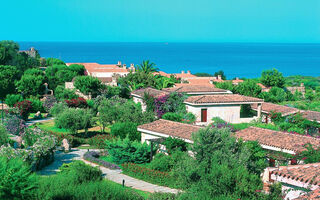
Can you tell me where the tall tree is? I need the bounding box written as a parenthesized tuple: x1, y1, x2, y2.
(74, 76, 105, 98)
(214, 70, 226, 80)
(0, 65, 19, 100)
(261, 68, 285, 88)
(136, 60, 159, 73)
(16, 73, 46, 97)
(234, 79, 262, 97)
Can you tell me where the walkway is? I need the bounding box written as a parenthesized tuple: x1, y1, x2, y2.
(38, 148, 179, 194)
(26, 117, 54, 126)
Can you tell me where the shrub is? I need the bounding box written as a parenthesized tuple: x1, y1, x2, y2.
(122, 163, 176, 188)
(87, 134, 114, 149)
(0, 157, 37, 199)
(49, 102, 68, 117)
(14, 100, 33, 120)
(163, 137, 187, 154)
(26, 98, 45, 113)
(65, 97, 88, 108)
(54, 85, 79, 101)
(55, 108, 94, 134)
(105, 137, 156, 164)
(110, 122, 140, 141)
(3, 114, 27, 135)
(298, 144, 320, 164)
(5, 94, 23, 107)
(162, 112, 183, 122)
(0, 125, 8, 146)
(83, 151, 120, 169)
(43, 96, 57, 112)
(149, 151, 187, 172)
(148, 192, 177, 200)
(59, 160, 102, 184)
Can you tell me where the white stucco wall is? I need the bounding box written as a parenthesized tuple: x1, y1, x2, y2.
(186, 104, 248, 124)
(90, 72, 129, 77)
(133, 96, 146, 112)
(141, 132, 161, 144)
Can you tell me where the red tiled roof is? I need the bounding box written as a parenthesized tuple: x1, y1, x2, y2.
(270, 163, 320, 187)
(131, 87, 170, 98)
(232, 79, 244, 84)
(185, 94, 263, 105)
(295, 189, 320, 200)
(302, 111, 320, 122)
(251, 102, 299, 116)
(137, 119, 201, 140)
(173, 73, 196, 78)
(163, 84, 229, 94)
(67, 63, 130, 73)
(235, 127, 320, 153)
(257, 83, 267, 89)
(153, 71, 171, 78)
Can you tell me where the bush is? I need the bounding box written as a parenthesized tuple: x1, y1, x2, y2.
(149, 151, 187, 172)
(105, 137, 156, 164)
(5, 94, 23, 107)
(87, 134, 114, 149)
(122, 163, 177, 188)
(26, 98, 45, 113)
(0, 125, 8, 146)
(3, 114, 27, 135)
(163, 137, 187, 154)
(43, 96, 57, 112)
(49, 102, 68, 117)
(65, 97, 88, 108)
(59, 160, 102, 184)
(148, 192, 177, 200)
(54, 85, 79, 101)
(0, 157, 37, 199)
(83, 151, 120, 169)
(55, 108, 94, 134)
(162, 112, 183, 122)
(110, 122, 140, 141)
(14, 100, 33, 120)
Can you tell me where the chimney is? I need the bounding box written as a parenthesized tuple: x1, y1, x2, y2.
(117, 61, 122, 66)
(187, 70, 191, 74)
(218, 75, 222, 80)
(123, 64, 127, 69)
(181, 70, 185, 74)
(129, 64, 135, 72)
(130, 63, 134, 68)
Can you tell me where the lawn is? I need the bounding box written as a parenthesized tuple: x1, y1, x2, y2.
(103, 179, 150, 199)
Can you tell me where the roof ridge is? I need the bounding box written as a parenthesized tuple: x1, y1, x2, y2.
(158, 119, 202, 128)
(248, 126, 320, 141)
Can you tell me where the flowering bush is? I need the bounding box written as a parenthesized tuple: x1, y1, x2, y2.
(154, 92, 187, 118)
(3, 114, 27, 136)
(14, 100, 33, 120)
(65, 97, 88, 108)
(43, 96, 57, 112)
(87, 134, 114, 149)
(83, 151, 120, 169)
(297, 144, 320, 164)
(122, 163, 176, 187)
(269, 111, 283, 123)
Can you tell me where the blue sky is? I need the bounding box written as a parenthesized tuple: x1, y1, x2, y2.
(2, 0, 320, 42)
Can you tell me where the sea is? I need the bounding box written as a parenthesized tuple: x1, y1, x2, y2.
(19, 42, 320, 79)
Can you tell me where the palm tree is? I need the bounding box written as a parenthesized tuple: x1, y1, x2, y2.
(136, 60, 159, 74)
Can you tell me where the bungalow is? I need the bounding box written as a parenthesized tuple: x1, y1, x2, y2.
(251, 102, 300, 123)
(184, 94, 263, 124)
(163, 84, 232, 95)
(235, 127, 320, 156)
(131, 87, 170, 112)
(262, 163, 320, 200)
(137, 119, 201, 144)
(301, 110, 320, 123)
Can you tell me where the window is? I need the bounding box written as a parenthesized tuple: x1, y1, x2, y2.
(201, 109, 207, 122)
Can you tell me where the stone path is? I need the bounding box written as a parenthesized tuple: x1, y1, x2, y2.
(38, 148, 179, 194)
(26, 117, 54, 126)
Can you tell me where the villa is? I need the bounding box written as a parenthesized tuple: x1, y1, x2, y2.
(235, 127, 320, 156)
(163, 84, 232, 95)
(184, 94, 263, 124)
(251, 102, 300, 123)
(137, 119, 201, 144)
(262, 163, 320, 200)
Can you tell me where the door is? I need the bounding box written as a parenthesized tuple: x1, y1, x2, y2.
(201, 109, 207, 122)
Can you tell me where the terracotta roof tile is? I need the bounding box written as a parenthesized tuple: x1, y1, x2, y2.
(163, 84, 229, 94)
(235, 127, 320, 153)
(270, 163, 320, 187)
(295, 189, 320, 199)
(185, 94, 263, 104)
(131, 87, 170, 98)
(67, 62, 130, 73)
(137, 119, 201, 140)
(153, 71, 171, 78)
(173, 73, 197, 78)
(251, 102, 299, 116)
(302, 111, 320, 122)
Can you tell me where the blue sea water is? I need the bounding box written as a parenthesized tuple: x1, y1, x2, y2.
(19, 42, 320, 78)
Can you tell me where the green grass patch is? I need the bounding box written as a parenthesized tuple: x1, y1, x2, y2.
(33, 120, 71, 134)
(103, 179, 150, 199)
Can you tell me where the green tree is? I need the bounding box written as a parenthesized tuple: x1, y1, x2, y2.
(68, 64, 85, 75)
(16, 74, 46, 97)
(214, 81, 234, 91)
(55, 108, 94, 134)
(110, 122, 140, 141)
(261, 69, 285, 88)
(234, 79, 262, 97)
(0, 65, 19, 100)
(260, 87, 287, 103)
(45, 58, 65, 66)
(213, 70, 226, 80)
(54, 85, 79, 101)
(118, 71, 158, 91)
(305, 89, 315, 101)
(136, 60, 159, 73)
(74, 76, 105, 98)
(4, 94, 23, 107)
(194, 72, 213, 77)
(0, 157, 37, 199)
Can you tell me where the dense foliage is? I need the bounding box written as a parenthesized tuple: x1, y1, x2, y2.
(74, 75, 105, 98)
(110, 122, 140, 141)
